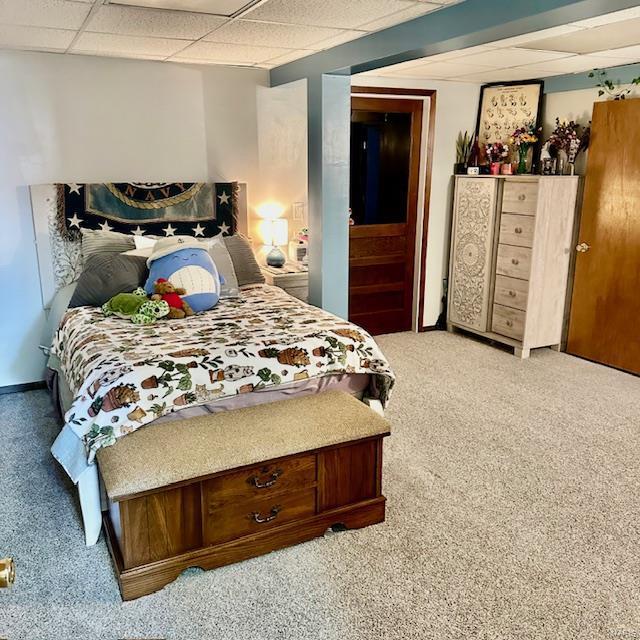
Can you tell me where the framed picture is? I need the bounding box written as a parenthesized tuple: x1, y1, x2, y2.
(475, 80, 544, 147)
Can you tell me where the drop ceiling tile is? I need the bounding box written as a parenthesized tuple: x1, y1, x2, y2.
(206, 19, 342, 49)
(521, 18, 640, 54)
(0, 24, 75, 51)
(263, 48, 315, 66)
(244, 0, 425, 29)
(109, 0, 253, 16)
(172, 40, 291, 64)
(308, 30, 367, 50)
(86, 5, 227, 40)
(0, 0, 91, 30)
(517, 54, 639, 75)
(570, 6, 640, 28)
(456, 68, 553, 84)
(454, 47, 572, 67)
(492, 24, 586, 49)
(71, 32, 188, 57)
(356, 3, 441, 32)
(386, 60, 496, 78)
(596, 44, 640, 60)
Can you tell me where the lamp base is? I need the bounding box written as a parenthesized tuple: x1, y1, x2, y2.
(266, 246, 286, 268)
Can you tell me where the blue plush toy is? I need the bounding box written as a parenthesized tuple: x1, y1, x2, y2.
(144, 236, 223, 313)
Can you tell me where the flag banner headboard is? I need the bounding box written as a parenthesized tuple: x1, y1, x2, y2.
(57, 182, 237, 240)
(30, 181, 247, 308)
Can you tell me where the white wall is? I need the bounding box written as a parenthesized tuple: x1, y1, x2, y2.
(0, 50, 268, 387)
(351, 75, 481, 328)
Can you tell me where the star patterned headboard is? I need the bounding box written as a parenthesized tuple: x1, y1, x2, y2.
(30, 181, 248, 309)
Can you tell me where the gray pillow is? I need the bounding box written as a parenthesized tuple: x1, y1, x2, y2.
(81, 229, 135, 261)
(223, 234, 265, 286)
(202, 236, 240, 298)
(69, 253, 148, 308)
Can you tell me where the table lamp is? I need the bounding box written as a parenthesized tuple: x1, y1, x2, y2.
(263, 218, 288, 268)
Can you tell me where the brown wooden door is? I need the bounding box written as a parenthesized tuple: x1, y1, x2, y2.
(349, 97, 422, 335)
(567, 98, 640, 374)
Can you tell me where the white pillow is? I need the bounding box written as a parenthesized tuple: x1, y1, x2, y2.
(134, 235, 157, 250)
(123, 247, 152, 258)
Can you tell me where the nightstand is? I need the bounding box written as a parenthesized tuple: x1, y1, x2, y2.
(261, 264, 309, 302)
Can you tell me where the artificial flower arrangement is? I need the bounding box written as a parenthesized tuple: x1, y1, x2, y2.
(546, 118, 591, 173)
(485, 142, 510, 174)
(510, 123, 541, 174)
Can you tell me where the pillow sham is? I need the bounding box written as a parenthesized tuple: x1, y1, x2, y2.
(81, 229, 135, 260)
(69, 253, 148, 308)
(201, 236, 240, 298)
(134, 235, 157, 250)
(224, 234, 265, 286)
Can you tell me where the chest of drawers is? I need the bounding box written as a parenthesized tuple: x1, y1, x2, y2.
(447, 176, 581, 359)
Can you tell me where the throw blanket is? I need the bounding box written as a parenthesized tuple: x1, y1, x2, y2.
(51, 285, 394, 464)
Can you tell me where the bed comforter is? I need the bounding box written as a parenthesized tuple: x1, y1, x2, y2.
(51, 284, 395, 466)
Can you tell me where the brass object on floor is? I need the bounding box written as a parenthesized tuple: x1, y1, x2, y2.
(0, 557, 15, 588)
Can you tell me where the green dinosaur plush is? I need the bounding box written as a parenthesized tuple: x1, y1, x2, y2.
(102, 288, 169, 325)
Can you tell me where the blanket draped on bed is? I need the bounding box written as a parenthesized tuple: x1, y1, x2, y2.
(51, 285, 394, 472)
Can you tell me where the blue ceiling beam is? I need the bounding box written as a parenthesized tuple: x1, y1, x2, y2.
(270, 0, 640, 86)
(544, 62, 640, 92)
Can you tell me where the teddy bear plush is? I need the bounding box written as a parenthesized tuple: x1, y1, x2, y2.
(102, 288, 169, 325)
(151, 278, 194, 319)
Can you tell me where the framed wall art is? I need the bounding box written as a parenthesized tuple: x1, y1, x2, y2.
(475, 80, 544, 146)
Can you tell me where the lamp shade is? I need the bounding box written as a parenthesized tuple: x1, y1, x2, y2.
(263, 218, 288, 246)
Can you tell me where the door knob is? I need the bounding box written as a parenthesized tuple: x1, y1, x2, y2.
(0, 557, 15, 588)
(576, 242, 590, 253)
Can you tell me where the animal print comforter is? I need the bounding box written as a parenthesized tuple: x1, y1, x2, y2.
(51, 284, 395, 463)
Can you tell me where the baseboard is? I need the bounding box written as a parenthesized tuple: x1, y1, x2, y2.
(0, 381, 46, 396)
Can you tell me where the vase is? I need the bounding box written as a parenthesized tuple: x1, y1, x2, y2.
(500, 163, 513, 175)
(517, 146, 529, 174)
(490, 162, 501, 175)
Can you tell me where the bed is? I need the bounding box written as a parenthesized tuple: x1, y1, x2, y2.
(35, 181, 395, 553)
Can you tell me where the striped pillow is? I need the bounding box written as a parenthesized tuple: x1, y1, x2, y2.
(81, 229, 135, 261)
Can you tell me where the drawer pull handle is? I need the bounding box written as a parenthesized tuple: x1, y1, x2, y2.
(508, 290, 516, 297)
(251, 506, 281, 524)
(514, 227, 523, 234)
(506, 320, 513, 327)
(518, 194, 526, 201)
(511, 258, 519, 265)
(248, 468, 283, 489)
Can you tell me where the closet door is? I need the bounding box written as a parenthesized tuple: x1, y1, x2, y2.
(567, 99, 640, 374)
(448, 178, 499, 332)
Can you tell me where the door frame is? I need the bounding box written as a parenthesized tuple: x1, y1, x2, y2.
(351, 86, 437, 332)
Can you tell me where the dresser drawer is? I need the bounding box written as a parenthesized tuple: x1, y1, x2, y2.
(496, 244, 532, 280)
(499, 213, 535, 247)
(492, 304, 525, 341)
(204, 454, 316, 511)
(502, 181, 538, 215)
(493, 275, 529, 311)
(204, 487, 316, 546)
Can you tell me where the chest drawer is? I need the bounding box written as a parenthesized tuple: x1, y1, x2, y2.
(204, 454, 316, 511)
(492, 304, 526, 341)
(502, 181, 538, 215)
(499, 213, 535, 247)
(493, 275, 529, 311)
(204, 487, 316, 546)
(496, 244, 532, 280)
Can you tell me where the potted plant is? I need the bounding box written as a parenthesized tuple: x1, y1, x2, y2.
(510, 124, 540, 174)
(455, 131, 472, 174)
(485, 142, 509, 175)
(589, 69, 640, 100)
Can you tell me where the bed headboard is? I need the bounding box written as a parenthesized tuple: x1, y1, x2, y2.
(30, 182, 248, 309)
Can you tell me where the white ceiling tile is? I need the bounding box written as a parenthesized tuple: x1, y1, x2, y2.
(456, 68, 553, 84)
(491, 24, 586, 49)
(207, 19, 342, 49)
(388, 60, 496, 78)
(0, 0, 91, 30)
(521, 18, 640, 54)
(596, 44, 640, 60)
(172, 40, 291, 64)
(356, 3, 441, 32)
(0, 24, 75, 51)
(517, 54, 640, 75)
(244, 0, 424, 29)
(308, 30, 367, 50)
(263, 48, 315, 66)
(569, 6, 640, 28)
(421, 44, 496, 61)
(71, 32, 188, 57)
(454, 47, 573, 67)
(86, 5, 226, 40)
(109, 0, 253, 16)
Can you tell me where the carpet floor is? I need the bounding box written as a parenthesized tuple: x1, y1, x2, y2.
(2, 331, 639, 639)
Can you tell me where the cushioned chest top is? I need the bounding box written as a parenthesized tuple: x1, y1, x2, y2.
(97, 391, 390, 501)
